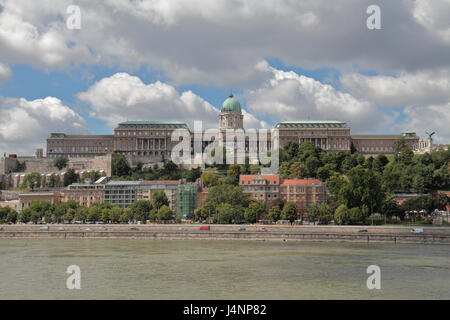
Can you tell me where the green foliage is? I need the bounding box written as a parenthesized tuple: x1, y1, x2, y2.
(129, 200, 152, 222)
(0, 207, 17, 223)
(81, 171, 101, 183)
(268, 205, 281, 222)
(339, 167, 385, 215)
(400, 195, 437, 213)
(216, 203, 244, 224)
(305, 156, 321, 176)
(15, 160, 26, 172)
(157, 205, 174, 220)
(187, 167, 202, 182)
(281, 201, 298, 222)
(22, 172, 41, 190)
(112, 155, 131, 177)
(63, 168, 79, 186)
(289, 162, 308, 178)
(227, 164, 241, 185)
(152, 191, 169, 210)
(334, 204, 351, 225)
(205, 184, 250, 210)
(53, 157, 69, 170)
(244, 200, 264, 223)
(201, 172, 220, 187)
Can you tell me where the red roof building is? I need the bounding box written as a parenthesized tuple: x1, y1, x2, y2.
(239, 174, 327, 217)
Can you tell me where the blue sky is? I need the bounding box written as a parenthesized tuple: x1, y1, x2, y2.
(0, 0, 449, 155)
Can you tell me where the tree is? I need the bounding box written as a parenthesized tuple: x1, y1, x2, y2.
(64, 168, 79, 186)
(87, 205, 101, 221)
(438, 193, 449, 210)
(75, 206, 88, 222)
(334, 204, 351, 225)
(19, 208, 32, 223)
(81, 171, 101, 183)
(339, 167, 385, 216)
(6, 209, 18, 223)
(129, 200, 152, 222)
(47, 174, 59, 188)
(244, 200, 263, 223)
(298, 142, 319, 162)
(157, 205, 174, 220)
(22, 172, 42, 190)
(0, 207, 17, 223)
(113, 155, 131, 177)
(205, 184, 250, 210)
(348, 207, 367, 225)
(152, 191, 169, 210)
(279, 162, 291, 178)
(64, 208, 75, 223)
(15, 160, 26, 172)
(53, 157, 69, 170)
(120, 208, 132, 223)
(381, 195, 402, 218)
(289, 162, 308, 178)
(350, 141, 357, 154)
(317, 163, 337, 181)
(227, 164, 241, 185)
(162, 160, 178, 175)
(394, 137, 414, 164)
(243, 156, 251, 174)
(100, 208, 111, 223)
(187, 167, 202, 182)
(201, 172, 220, 187)
(307, 204, 321, 221)
(281, 201, 298, 222)
(284, 141, 300, 160)
(305, 156, 321, 177)
(268, 205, 281, 222)
(215, 203, 244, 224)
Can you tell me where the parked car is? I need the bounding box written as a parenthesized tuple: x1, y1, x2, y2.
(57, 227, 65, 231)
(178, 227, 188, 231)
(257, 227, 267, 232)
(40, 226, 49, 230)
(129, 227, 138, 231)
(200, 225, 210, 230)
(238, 227, 246, 231)
(358, 229, 368, 233)
(411, 228, 424, 234)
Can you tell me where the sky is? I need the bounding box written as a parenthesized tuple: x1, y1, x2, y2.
(0, 0, 449, 156)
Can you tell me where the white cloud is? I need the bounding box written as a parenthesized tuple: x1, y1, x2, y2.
(0, 62, 11, 83)
(397, 103, 450, 144)
(0, 96, 89, 156)
(244, 65, 393, 133)
(78, 72, 269, 131)
(412, 0, 450, 44)
(340, 69, 450, 108)
(1, 0, 449, 85)
(0, 0, 93, 68)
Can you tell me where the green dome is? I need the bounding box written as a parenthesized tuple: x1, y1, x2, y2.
(221, 94, 242, 113)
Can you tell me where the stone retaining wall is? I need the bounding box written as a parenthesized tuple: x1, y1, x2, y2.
(1, 224, 450, 243)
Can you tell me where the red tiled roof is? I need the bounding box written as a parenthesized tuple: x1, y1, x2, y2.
(239, 174, 280, 185)
(280, 179, 323, 185)
(139, 180, 180, 185)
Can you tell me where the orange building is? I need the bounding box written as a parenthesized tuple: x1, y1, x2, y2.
(239, 174, 327, 218)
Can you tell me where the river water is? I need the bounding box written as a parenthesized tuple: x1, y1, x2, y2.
(0, 239, 449, 299)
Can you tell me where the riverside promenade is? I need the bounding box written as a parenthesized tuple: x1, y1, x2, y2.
(1, 224, 450, 244)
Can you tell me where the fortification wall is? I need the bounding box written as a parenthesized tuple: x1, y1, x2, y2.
(0, 154, 112, 188)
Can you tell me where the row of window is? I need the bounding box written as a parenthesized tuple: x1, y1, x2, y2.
(115, 131, 171, 137)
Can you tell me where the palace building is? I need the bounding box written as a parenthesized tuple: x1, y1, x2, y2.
(45, 94, 421, 160)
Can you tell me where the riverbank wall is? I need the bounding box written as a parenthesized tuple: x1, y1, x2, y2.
(1, 224, 450, 244)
